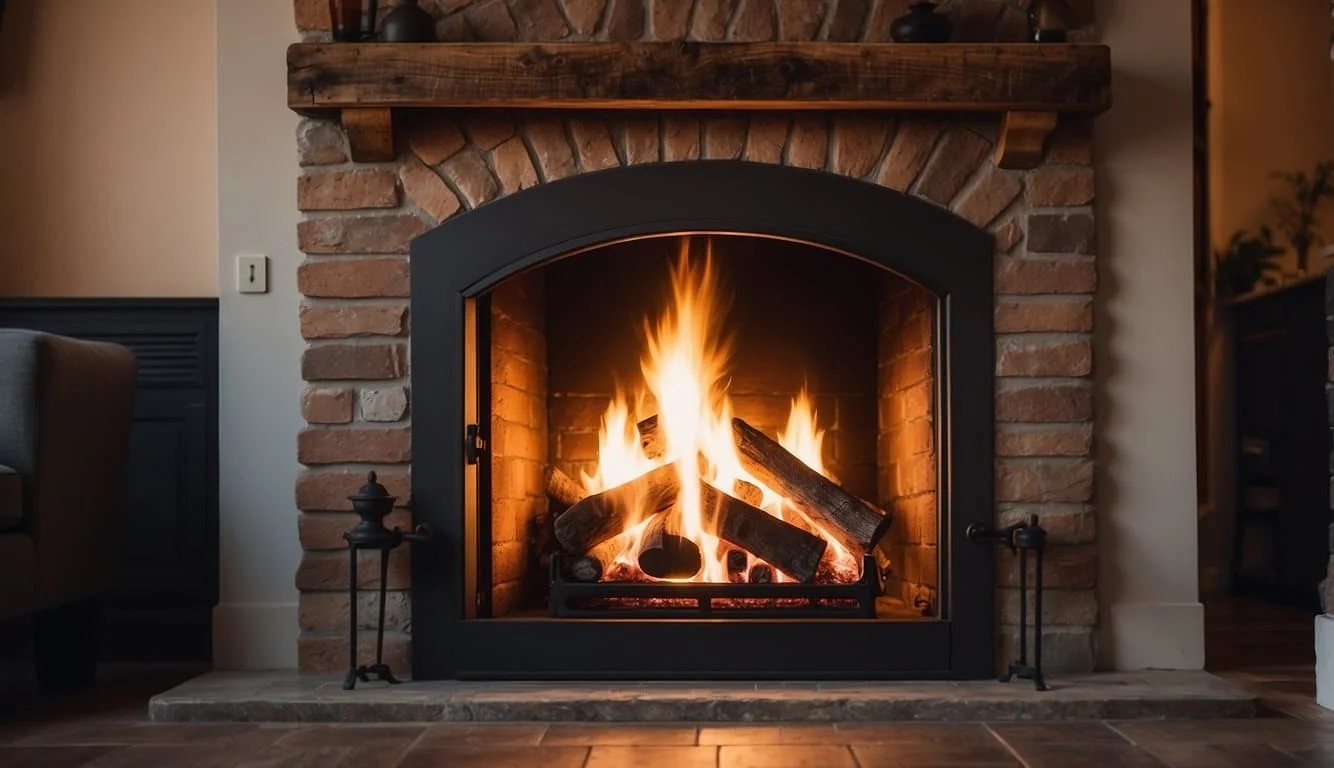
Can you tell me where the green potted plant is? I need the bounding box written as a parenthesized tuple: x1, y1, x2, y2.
(1270, 161, 1334, 273)
(1214, 227, 1284, 298)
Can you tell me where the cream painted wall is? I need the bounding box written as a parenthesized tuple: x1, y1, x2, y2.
(1097, 0, 1206, 669)
(0, 0, 217, 297)
(1200, 0, 1334, 597)
(1208, 0, 1334, 268)
(213, 0, 302, 669)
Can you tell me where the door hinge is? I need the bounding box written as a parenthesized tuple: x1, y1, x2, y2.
(465, 423, 486, 465)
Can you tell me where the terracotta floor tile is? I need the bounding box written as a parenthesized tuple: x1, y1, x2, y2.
(81, 743, 286, 768)
(586, 745, 720, 767)
(0, 746, 120, 768)
(413, 723, 547, 747)
(232, 743, 351, 768)
(541, 724, 698, 745)
(719, 744, 856, 768)
(1140, 742, 1299, 768)
(396, 745, 590, 768)
(834, 723, 999, 745)
(16, 722, 266, 747)
(698, 726, 785, 745)
(850, 742, 1019, 767)
(273, 725, 426, 747)
(772, 724, 839, 744)
(1111, 719, 1334, 747)
(269, 724, 423, 766)
(1275, 743, 1334, 763)
(986, 721, 1130, 747)
(1006, 743, 1167, 768)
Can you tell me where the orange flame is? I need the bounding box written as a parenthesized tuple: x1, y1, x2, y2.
(585, 237, 858, 583)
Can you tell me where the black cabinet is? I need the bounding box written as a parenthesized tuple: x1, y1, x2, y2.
(0, 299, 218, 660)
(1230, 278, 1329, 609)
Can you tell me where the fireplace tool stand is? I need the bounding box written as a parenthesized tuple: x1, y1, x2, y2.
(342, 472, 432, 691)
(967, 515, 1049, 691)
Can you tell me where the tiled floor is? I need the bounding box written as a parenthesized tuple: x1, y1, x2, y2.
(0, 664, 1330, 767)
(4, 716, 1334, 766)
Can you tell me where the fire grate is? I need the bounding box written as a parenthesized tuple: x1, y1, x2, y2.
(549, 554, 879, 619)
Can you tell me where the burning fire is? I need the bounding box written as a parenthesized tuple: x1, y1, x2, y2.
(580, 238, 860, 583)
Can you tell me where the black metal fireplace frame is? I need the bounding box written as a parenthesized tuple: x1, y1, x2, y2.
(411, 161, 994, 679)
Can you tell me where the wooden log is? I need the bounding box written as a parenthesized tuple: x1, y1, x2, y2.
(731, 417, 891, 554)
(749, 564, 774, 584)
(545, 466, 586, 507)
(637, 414, 665, 459)
(732, 479, 763, 508)
(637, 508, 703, 580)
(699, 483, 826, 583)
(726, 549, 748, 584)
(567, 536, 625, 583)
(568, 555, 603, 583)
(555, 455, 826, 581)
(554, 463, 678, 553)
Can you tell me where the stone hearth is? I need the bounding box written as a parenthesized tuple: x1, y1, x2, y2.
(149, 670, 1256, 723)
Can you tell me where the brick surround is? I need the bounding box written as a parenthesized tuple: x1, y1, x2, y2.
(292, 0, 1099, 674)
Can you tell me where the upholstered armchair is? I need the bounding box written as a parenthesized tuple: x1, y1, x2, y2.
(0, 330, 136, 689)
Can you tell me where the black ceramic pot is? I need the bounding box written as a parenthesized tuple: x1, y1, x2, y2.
(379, 0, 436, 42)
(1027, 0, 1073, 42)
(889, 2, 952, 43)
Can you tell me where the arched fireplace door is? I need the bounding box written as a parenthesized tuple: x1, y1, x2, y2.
(410, 161, 994, 680)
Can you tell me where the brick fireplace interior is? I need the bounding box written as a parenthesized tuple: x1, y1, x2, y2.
(290, 0, 1106, 678)
(487, 234, 939, 618)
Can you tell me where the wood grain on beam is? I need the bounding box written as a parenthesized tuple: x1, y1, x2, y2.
(994, 111, 1059, 170)
(289, 42, 1111, 114)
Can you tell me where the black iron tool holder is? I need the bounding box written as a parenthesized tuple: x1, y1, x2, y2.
(967, 515, 1049, 691)
(342, 472, 431, 691)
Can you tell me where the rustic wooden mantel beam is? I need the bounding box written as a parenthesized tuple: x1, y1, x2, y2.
(288, 42, 1111, 170)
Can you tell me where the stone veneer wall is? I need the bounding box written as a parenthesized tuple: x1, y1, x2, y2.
(291, 0, 1099, 673)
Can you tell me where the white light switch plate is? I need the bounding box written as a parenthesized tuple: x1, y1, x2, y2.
(236, 254, 268, 294)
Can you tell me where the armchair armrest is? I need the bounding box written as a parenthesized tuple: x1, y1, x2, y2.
(0, 330, 137, 606)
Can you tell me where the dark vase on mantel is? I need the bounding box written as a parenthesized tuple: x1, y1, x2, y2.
(889, 2, 953, 43)
(379, 0, 436, 42)
(1027, 0, 1074, 42)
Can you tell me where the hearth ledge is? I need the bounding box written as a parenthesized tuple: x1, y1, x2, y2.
(149, 670, 1254, 723)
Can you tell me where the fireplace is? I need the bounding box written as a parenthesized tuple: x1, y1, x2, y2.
(290, 3, 1110, 677)
(410, 162, 994, 678)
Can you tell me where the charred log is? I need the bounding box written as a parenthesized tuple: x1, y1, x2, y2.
(731, 417, 891, 554)
(568, 554, 603, 583)
(699, 483, 826, 583)
(726, 549, 748, 583)
(554, 463, 677, 553)
(637, 414, 665, 459)
(545, 465, 586, 507)
(637, 508, 703, 579)
(567, 536, 627, 583)
(732, 479, 763, 507)
(748, 564, 774, 584)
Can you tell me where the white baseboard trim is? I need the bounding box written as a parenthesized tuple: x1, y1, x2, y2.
(1316, 615, 1334, 710)
(213, 602, 298, 670)
(1106, 601, 1205, 670)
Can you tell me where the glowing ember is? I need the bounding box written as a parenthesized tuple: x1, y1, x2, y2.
(582, 237, 862, 583)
